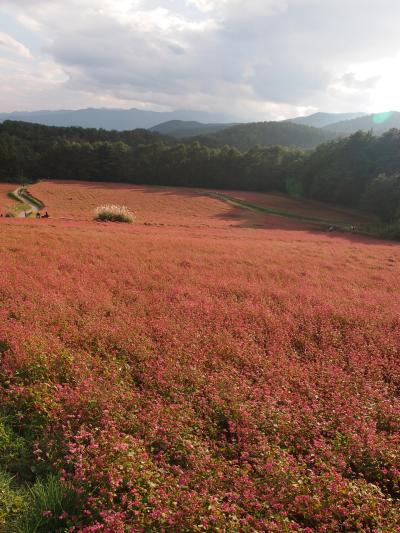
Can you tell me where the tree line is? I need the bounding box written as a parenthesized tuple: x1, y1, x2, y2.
(1, 120, 400, 233)
(192, 120, 337, 150)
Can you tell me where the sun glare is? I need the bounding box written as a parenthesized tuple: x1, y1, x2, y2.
(349, 55, 400, 112)
(372, 110, 393, 124)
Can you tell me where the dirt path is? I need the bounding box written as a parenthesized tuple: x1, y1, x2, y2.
(14, 187, 42, 218)
(204, 191, 353, 229)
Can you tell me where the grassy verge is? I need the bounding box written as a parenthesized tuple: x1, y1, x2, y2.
(0, 470, 77, 532)
(6, 192, 26, 217)
(205, 192, 357, 228)
(0, 414, 78, 532)
(18, 188, 44, 210)
(208, 191, 400, 241)
(359, 222, 400, 240)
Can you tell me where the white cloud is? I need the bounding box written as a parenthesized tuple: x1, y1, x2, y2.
(186, 0, 218, 11)
(16, 13, 43, 33)
(0, 31, 32, 58)
(1, 0, 400, 118)
(187, 0, 287, 17)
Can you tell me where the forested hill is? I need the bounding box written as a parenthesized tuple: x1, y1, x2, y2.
(324, 111, 400, 134)
(193, 121, 339, 150)
(288, 112, 366, 128)
(150, 120, 235, 138)
(0, 120, 166, 147)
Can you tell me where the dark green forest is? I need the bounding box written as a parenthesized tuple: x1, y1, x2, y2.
(1, 120, 400, 234)
(193, 120, 338, 150)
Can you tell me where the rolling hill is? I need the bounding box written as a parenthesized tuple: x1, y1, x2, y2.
(288, 111, 366, 128)
(3, 108, 399, 141)
(323, 111, 400, 134)
(150, 120, 236, 138)
(194, 121, 339, 150)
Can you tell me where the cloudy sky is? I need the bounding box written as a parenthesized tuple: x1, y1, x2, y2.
(0, 0, 399, 120)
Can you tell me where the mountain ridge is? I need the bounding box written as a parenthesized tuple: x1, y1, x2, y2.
(322, 111, 400, 134)
(0, 107, 238, 131)
(192, 121, 339, 150)
(288, 112, 367, 128)
(150, 120, 237, 138)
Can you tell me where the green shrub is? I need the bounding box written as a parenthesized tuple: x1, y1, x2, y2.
(363, 221, 400, 240)
(12, 476, 77, 533)
(0, 469, 78, 532)
(94, 204, 135, 223)
(0, 418, 31, 481)
(0, 470, 26, 530)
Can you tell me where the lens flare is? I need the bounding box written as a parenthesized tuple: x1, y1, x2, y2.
(372, 111, 393, 124)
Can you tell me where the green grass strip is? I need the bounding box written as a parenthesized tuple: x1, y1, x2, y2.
(205, 192, 352, 227)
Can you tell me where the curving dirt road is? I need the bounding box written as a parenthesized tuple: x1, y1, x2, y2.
(14, 187, 42, 218)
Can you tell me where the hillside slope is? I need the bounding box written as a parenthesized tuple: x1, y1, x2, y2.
(150, 120, 236, 138)
(324, 111, 400, 134)
(194, 121, 339, 150)
(0, 120, 166, 146)
(0, 185, 399, 530)
(288, 111, 366, 128)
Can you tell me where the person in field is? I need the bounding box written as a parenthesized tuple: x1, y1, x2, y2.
(36, 212, 41, 219)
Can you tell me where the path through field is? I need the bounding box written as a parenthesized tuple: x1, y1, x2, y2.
(205, 190, 373, 229)
(14, 187, 41, 217)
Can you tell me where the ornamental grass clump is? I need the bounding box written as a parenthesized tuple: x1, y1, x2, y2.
(94, 204, 135, 223)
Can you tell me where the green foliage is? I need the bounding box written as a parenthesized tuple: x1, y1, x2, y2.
(12, 476, 76, 533)
(361, 173, 400, 222)
(363, 221, 400, 240)
(0, 419, 31, 481)
(0, 473, 77, 533)
(193, 121, 337, 150)
(299, 131, 376, 205)
(285, 177, 304, 197)
(0, 416, 76, 532)
(0, 470, 26, 530)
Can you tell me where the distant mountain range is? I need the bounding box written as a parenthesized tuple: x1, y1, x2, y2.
(288, 112, 367, 128)
(2, 107, 400, 151)
(154, 112, 400, 148)
(0, 108, 236, 131)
